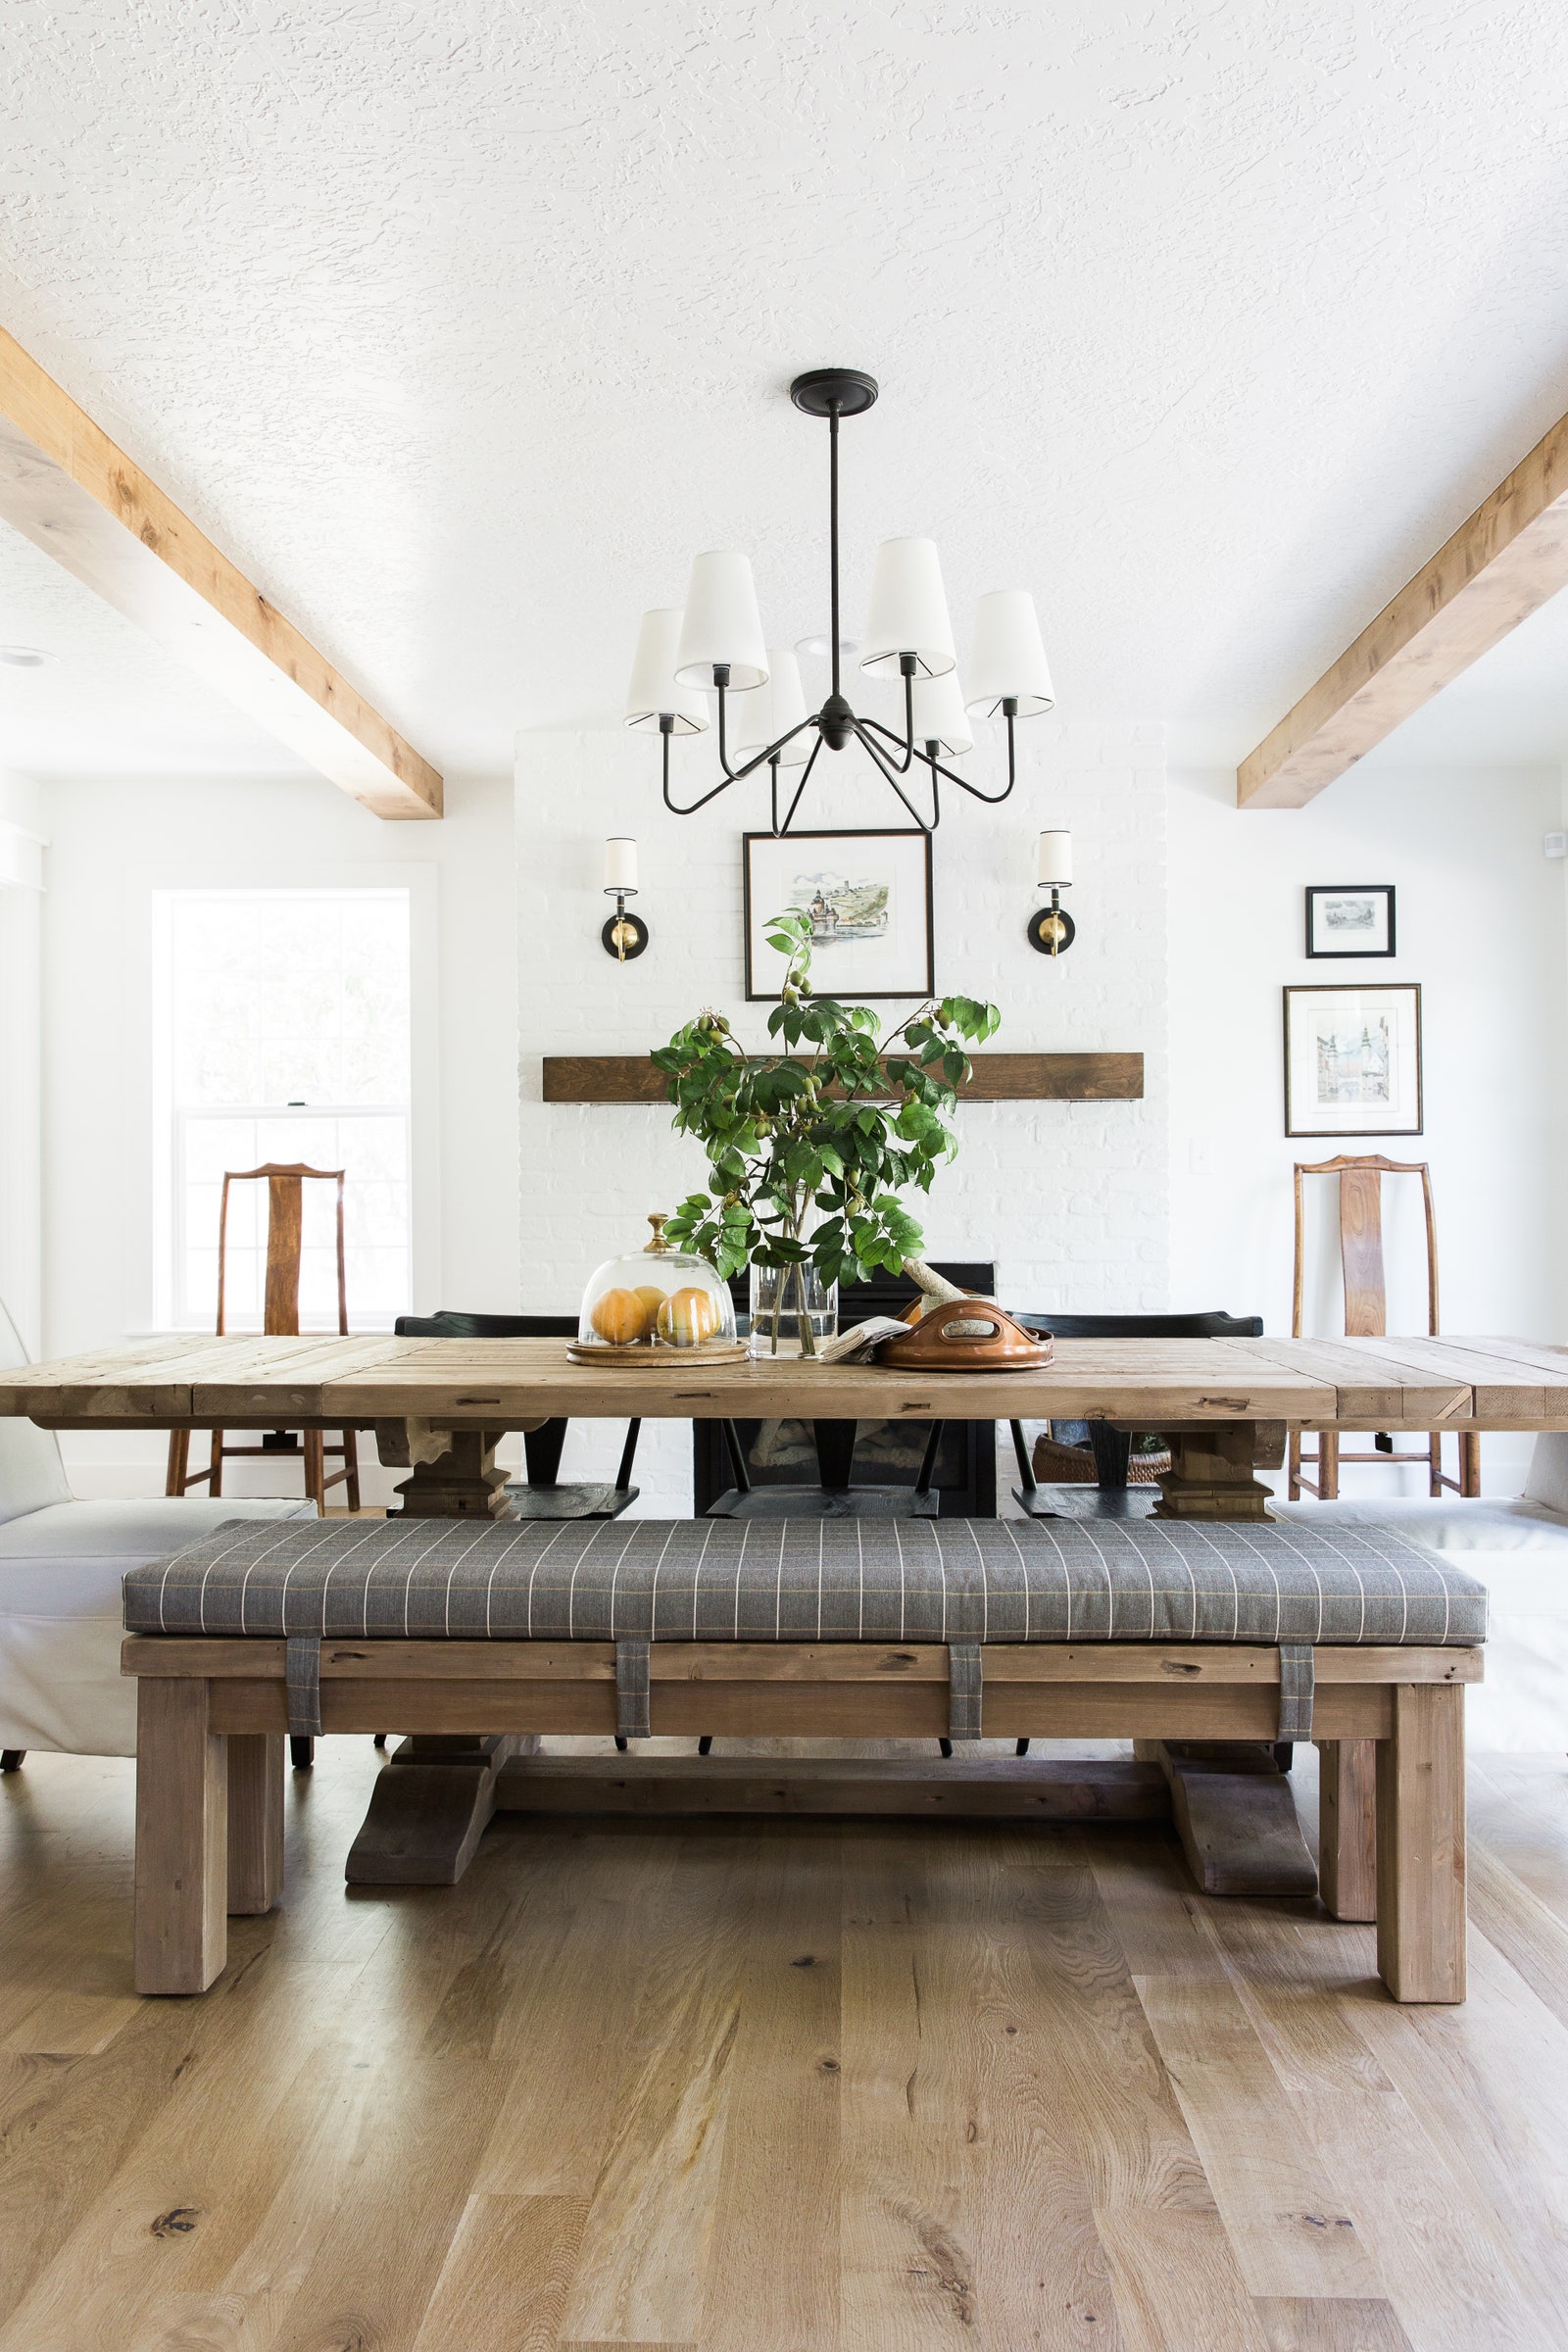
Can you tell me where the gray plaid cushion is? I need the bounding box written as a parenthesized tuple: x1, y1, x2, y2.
(123, 1515, 1486, 1646)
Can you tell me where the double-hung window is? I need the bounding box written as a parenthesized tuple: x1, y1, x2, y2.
(154, 889, 413, 1331)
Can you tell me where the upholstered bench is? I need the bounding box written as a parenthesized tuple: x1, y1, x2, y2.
(121, 1515, 1485, 2002)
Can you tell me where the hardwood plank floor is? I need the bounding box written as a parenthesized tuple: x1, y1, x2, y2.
(0, 1737, 1565, 2349)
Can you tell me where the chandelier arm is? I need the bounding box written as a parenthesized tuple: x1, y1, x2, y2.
(715, 684, 821, 784)
(858, 676, 919, 774)
(662, 720, 740, 815)
(943, 709, 1018, 804)
(858, 710, 1019, 805)
(774, 730, 824, 835)
(852, 719, 938, 833)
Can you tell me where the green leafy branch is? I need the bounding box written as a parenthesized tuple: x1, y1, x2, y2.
(654, 906, 1000, 1345)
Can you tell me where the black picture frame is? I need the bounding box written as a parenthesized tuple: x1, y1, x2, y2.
(1304, 884, 1396, 958)
(1283, 981, 1423, 1138)
(743, 828, 935, 1002)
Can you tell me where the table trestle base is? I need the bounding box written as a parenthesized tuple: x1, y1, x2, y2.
(1134, 1739, 1318, 1895)
(343, 1733, 535, 1884)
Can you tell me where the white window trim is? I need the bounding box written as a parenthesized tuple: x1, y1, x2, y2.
(143, 869, 440, 1336)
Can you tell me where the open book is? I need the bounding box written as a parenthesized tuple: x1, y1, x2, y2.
(811, 1316, 912, 1365)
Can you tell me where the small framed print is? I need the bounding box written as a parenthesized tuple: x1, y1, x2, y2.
(1305, 884, 1396, 958)
(1284, 983, 1423, 1138)
(743, 828, 935, 1001)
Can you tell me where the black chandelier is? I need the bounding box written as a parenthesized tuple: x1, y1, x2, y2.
(623, 368, 1055, 837)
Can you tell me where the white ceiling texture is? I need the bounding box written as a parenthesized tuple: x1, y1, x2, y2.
(1, 1, 1568, 788)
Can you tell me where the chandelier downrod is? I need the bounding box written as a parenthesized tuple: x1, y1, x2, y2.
(643, 369, 1051, 837)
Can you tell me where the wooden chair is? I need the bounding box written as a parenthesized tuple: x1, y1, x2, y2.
(1007, 1308, 1266, 1514)
(166, 1162, 362, 1520)
(1289, 1153, 1479, 1501)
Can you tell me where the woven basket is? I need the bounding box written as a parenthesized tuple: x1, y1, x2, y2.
(1029, 1432, 1172, 1485)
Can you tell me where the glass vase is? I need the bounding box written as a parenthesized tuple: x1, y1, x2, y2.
(748, 1261, 839, 1358)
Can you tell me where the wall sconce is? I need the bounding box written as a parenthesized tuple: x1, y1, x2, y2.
(1026, 830, 1075, 956)
(602, 838, 650, 961)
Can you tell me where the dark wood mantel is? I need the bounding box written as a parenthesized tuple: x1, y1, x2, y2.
(541, 1052, 1144, 1104)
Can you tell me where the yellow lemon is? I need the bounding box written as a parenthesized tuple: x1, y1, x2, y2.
(590, 1286, 648, 1344)
(658, 1285, 716, 1347)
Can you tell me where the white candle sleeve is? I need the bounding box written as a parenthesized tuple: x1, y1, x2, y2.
(1036, 830, 1072, 887)
(604, 838, 638, 891)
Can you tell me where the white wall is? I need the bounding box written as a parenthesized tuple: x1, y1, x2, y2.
(36, 769, 517, 1498)
(0, 771, 45, 1352)
(1168, 760, 1568, 1493)
(516, 721, 1170, 1510)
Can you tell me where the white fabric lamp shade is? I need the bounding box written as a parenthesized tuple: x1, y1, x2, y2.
(1037, 829, 1072, 887)
(967, 590, 1055, 717)
(623, 610, 710, 734)
(734, 648, 812, 763)
(859, 537, 956, 678)
(604, 838, 638, 892)
(673, 552, 769, 692)
(909, 668, 973, 757)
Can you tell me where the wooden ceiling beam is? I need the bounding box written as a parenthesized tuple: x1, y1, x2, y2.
(0, 326, 441, 819)
(1238, 406, 1568, 808)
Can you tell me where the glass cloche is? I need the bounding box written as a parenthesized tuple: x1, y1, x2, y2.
(577, 1213, 738, 1352)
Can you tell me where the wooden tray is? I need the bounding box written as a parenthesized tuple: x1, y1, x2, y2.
(565, 1339, 749, 1368)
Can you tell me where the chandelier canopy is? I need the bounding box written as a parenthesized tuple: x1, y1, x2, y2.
(624, 369, 1054, 836)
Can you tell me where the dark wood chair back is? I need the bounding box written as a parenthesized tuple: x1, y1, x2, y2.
(1292, 1153, 1439, 1340)
(1013, 1309, 1263, 1341)
(217, 1161, 348, 1337)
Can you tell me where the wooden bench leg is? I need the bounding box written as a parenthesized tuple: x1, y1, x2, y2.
(1316, 1737, 1377, 1921)
(226, 1732, 284, 1916)
(1376, 1685, 1465, 2003)
(135, 1679, 227, 1995)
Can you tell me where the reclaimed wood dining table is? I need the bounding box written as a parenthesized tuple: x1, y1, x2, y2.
(4, 1328, 1563, 1887)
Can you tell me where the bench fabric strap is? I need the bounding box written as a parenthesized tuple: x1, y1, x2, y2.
(615, 1639, 651, 1740)
(948, 1642, 983, 1740)
(1277, 1642, 1314, 1740)
(285, 1636, 322, 1738)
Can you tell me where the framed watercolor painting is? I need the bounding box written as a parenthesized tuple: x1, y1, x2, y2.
(743, 829, 935, 1002)
(1283, 983, 1423, 1138)
(1304, 884, 1396, 958)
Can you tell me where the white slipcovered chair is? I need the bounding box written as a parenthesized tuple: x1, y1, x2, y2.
(0, 1299, 316, 1763)
(1278, 1436, 1568, 1751)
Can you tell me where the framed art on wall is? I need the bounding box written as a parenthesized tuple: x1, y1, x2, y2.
(1283, 982, 1423, 1137)
(743, 829, 935, 1002)
(1305, 884, 1396, 957)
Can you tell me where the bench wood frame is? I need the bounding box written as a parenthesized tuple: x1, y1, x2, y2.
(123, 1636, 1475, 2005)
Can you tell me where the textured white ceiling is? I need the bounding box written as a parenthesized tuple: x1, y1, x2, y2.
(1, 1, 1567, 783)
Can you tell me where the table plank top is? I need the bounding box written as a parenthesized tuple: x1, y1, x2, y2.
(3, 1331, 1567, 1429)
